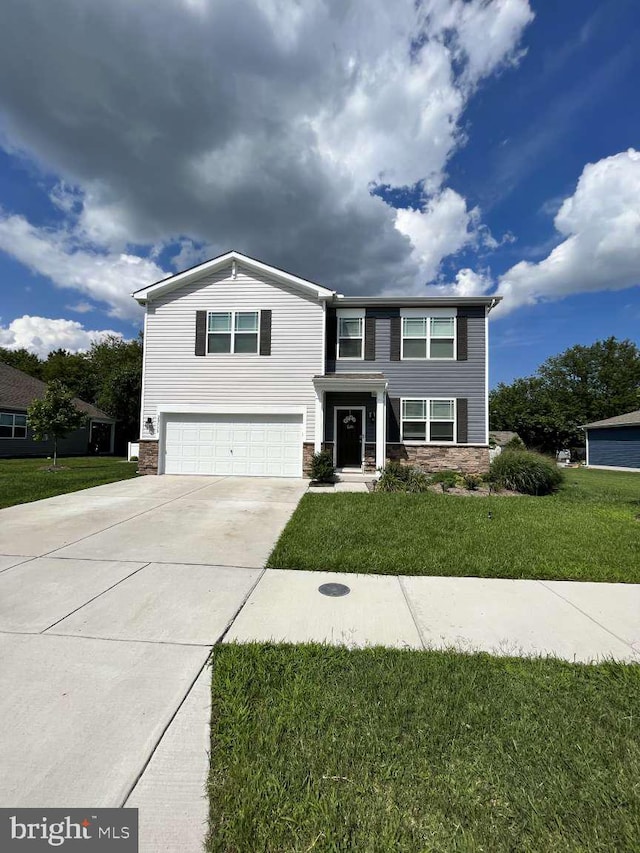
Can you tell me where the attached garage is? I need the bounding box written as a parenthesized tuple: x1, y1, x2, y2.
(161, 412, 304, 477)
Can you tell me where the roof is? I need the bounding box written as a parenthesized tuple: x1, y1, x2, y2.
(131, 249, 503, 310)
(334, 295, 502, 310)
(132, 250, 336, 304)
(582, 410, 640, 430)
(489, 430, 522, 445)
(0, 362, 116, 422)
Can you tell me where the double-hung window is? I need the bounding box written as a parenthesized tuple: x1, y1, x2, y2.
(338, 316, 364, 359)
(207, 311, 259, 354)
(401, 316, 455, 359)
(0, 412, 27, 439)
(401, 399, 455, 442)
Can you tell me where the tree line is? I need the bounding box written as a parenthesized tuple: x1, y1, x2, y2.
(490, 337, 640, 453)
(0, 335, 143, 452)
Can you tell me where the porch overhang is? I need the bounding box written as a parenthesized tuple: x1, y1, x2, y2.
(313, 374, 388, 472)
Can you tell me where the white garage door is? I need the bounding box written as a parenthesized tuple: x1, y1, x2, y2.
(163, 413, 303, 477)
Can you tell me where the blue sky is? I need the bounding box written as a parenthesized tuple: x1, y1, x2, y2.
(0, 0, 638, 386)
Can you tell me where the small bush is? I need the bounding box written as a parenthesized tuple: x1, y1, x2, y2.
(129, 455, 138, 462)
(309, 450, 335, 483)
(376, 462, 430, 493)
(490, 450, 563, 496)
(504, 435, 526, 451)
(463, 473, 482, 491)
(431, 470, 459, 492)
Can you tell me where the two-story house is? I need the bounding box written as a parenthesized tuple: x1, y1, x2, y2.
(133, 251, 500, 477)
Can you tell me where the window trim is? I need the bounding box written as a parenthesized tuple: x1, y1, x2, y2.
(337, 315, 364, 361)
(400, 314, 456, 361)
(206, 310, 260, 355)
(0, 411, 28, 440)
(400, 397, 457, 444)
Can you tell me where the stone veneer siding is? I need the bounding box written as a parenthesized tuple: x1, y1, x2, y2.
(303, 442, 315, 477)
(138, 439, 159, 475)
(386, 443, 489, 474)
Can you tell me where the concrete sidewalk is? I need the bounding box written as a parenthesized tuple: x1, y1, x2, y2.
(227, 569, 640, 663)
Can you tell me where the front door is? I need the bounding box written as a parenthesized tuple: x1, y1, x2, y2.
(336, 409, 363, 467)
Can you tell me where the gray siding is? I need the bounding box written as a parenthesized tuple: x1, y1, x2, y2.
(0, 407, 91, 458)
(588, 427, 640, 469)
(324, 393, 376, 443)
(328, 306, 487, 443)
(141, 263, 325, 442)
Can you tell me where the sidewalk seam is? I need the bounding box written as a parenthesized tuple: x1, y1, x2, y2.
(537, 580, 638, 655)
(397, 576, 427, 650)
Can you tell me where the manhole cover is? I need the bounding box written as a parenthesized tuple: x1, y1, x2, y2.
(318, 582, 351, 597)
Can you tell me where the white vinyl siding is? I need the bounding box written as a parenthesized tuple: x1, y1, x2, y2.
(141, 263, 324, 442)
(401, 398, 456, 442)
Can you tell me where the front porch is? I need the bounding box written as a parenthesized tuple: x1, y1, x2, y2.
(313, 373, 387, 474)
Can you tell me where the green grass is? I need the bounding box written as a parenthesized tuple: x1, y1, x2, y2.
(0, 456, 138, 508)
(268, 468, 640, 582)
(208, 644, 640, 853)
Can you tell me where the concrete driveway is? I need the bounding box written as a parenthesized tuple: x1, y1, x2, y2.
(0, 475, 307, 847)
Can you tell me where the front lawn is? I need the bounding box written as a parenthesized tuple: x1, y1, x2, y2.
(0, 456, 138, 509)
(208, 644, 640, 852)
(268, 468, 640, 582)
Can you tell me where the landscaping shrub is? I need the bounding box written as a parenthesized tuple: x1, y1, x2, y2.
(431, 470, 459, 492)
(504, 435, 526, 450)
(462, 473, 482, 491)
(376, 462, 430, 493)
(309, 450, 335, 483)
(490, 450, 563, 495)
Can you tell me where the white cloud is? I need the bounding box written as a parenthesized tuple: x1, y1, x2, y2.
(0, 213, 164, 320)
(393, 189, 481, 284)
(65, 301, 95, 314)
(0, 316, 123, 358)
(0, 0, 533, 308)
(495, 149, 640, 314)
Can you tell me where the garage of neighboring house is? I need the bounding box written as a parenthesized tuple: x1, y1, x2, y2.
(583, 410, 640, 471)
(160, 410, 304, 477)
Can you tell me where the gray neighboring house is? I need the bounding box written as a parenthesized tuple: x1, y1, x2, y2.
(133, 250, 501, 477)
(583, 410, 640, 471)
(0, 362, 116, 458)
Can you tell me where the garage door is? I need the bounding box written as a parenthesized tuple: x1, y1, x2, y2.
(163, 413, 303, 477)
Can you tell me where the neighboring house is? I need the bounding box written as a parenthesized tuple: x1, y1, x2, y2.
(582, 410, 640, 471)
(133, 251, 501, 477)
(0, 362, 116, 458)
(489, 430, 522, 447)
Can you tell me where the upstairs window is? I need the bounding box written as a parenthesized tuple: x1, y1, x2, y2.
(401, 316, 455, 359)
(338, 316, 364, 359)
(0, 412, 27, 439)
(207, 311, 259, 354)
(401, 399, 455, 442)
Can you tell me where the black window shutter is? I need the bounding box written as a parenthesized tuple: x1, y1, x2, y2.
(456, 398, 468, 443)
(326, 308, 337, 361)
(390, 317, 401, 361)
(456, 315, 468, 361)
(195, 311, 207, 356)
(387, 397, 401, 442)
(259, 310, 272, 356)
(364, 317, 376, 361)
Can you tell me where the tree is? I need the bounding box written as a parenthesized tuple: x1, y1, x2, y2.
(0, 347, 43, 378)
(490, 337, 640, 452)
(89, 335, 143, 443)
(42, 349, 96, 402)
(27, 381, 87, 468)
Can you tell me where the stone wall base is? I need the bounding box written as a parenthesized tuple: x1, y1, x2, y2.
(138, 440, 159, 475)
(386, 443, 490, 474)
(303, 442, 315, 477)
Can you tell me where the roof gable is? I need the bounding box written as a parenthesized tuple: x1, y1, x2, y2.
(132, 250, 335, 304)
(0, 362, 115, 421)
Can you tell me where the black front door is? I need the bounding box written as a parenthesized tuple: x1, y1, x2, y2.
(336, 409, 363, 467)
